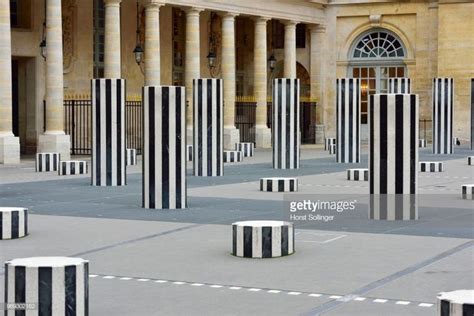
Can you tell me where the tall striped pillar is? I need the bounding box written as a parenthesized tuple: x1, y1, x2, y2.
(470, 78, 473, 150)
(143, 86, 187, 209)
(193, 79, 223, 177)
(336, 78, 360, 163)
(388, 78, 411, 94)
(91, 79, 126, 186)
(369, 94, 419, 220)
(432, 78, 454, 154)
(272, 78, 300, 169)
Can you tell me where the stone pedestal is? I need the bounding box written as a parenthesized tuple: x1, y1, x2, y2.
(388, 78, 411, 93)
(255, 126, 271, 148)
(369, 94, 418, 220)
(314, 125, 325, 144)
(260, 178, 298, 192)
(37, 134, 71, 161)
(419, 139, 427, 148)
(468, 156, 473, 166)
(35, 152, 60, 172)
(471, 78, 473, 150)
(432, 78, 454, 154)
(223, 150, 242, 163)
(5, 257, 89, 315)
(126, 148, 137, 166)
(462, 184, 473, 200)
(336, 78, 360, 163)
(272, 78, 300, 169)
(437, 290, 474, 316)
(143, 86, 187, 209)
(91, 78, 126, 186)
(59, 161, 88, 175)
(0, 135, 20, 164)
(420, 161, 444, 172)
(0, 207, 28, 240)
(223, 127, 240, 150)
(193, 78, 223, 177)
(235, 142, 254, 157)
(347, 169, 368, 181)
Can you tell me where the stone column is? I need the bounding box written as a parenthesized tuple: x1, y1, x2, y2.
(432, 78, 454, 154)
(104, 0, 122, 78)
(144, 1, 163, 86)
(283, 21, 297, 79)
(222, 12, 240, 149)
(0, 0, 20, 164)
(37, 0, 71, 160)
(388, 78, 411, 94)
(310, 25, 326, 144)
(185, 7, 202, 144)
(254, 17, 271, 148)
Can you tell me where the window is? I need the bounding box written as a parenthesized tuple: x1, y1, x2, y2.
(93, 0, 105, 78)
(296, 24, 306, 48)
(352, 31, 405, 59)
(10, 0, 31, 29)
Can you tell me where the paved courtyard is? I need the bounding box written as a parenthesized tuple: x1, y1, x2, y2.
(0, 146, 473, 315)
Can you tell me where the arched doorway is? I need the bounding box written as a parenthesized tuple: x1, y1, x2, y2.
(348, 29, 407, 125)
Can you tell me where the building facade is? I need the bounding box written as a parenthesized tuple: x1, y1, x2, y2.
(0, 0, 473, 163)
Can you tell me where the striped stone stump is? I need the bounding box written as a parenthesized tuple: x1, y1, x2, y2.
(432, 78, 454, 154)
(143, 86, 187, 209)
(437, 290, 474, 316)
(272, 78, 300, 169)
(347, 168, 368, 181)
(420, 161, 444, 173)
(336, 78, 360, 163)
(325, 138, 336, 151)
(260, 177, 298, 192)
(5, 257, 89, 315)
(471, 78, 473, 150)
(462, 184, 474, 200)
(419, 139, 427, 148)
(232, 221, 294, 258)
(453, 137, 460, 146)
(59, 161, 88, 176)
(91, 78, 126, 186)
(388, 77, 411, 94)
(187, 145, 193, 162)
(35, 152, 60, 172)
(193, 78, 223, 177)
(0, 207, 27, 240)
(369, 94, 419, 220)
(329, 144, 337, 155)
(468, 156, 473, 166)
(126, 148, 137, 166)
(235, 142, 254, 157)
(223, 150, 242, 163)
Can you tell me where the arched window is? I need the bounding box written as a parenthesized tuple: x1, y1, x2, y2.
(352, 31, 405, 59)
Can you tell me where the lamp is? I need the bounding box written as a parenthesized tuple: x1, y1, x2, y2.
(207, 51, 216, 70)
(39, 1, 46, 60)
(133, 1, 144, 69)
(268, 54, 276, 72)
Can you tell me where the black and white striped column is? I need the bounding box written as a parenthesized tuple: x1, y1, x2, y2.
(471, 78, 474, 150)
(325, 138, 336, 151)
(419, 161, 444, 173)
(260, 177, 298, 192)
(59, 161, 88, 175)
(193, 78, 223, 177)
(419, 139, 427, 148)
(462, 184, 473, 200)
(235, 142, 254, 157)
(388, 78, 411, 94)
(143, 86, 187, 209)
(468, 156, 473, 166)
(126, 148, 137, 166)
(437, 290, 474, 316)
(187, 145, 193, 162)
(5, 257, 89, 315)
(91, 79, 126, 186)
(0, 207, 27, 240)
(35, 152, 60, 172)
(347, 168, 368, 181)
(432, 78, 454, 154)
(369, 94, 418, 220)
(232, 221, 294, 258)
(272, 78, 300, 169)
(223, 150, 243, 163)
(329, 144, 336, 155)
(336, 78, 360, 163)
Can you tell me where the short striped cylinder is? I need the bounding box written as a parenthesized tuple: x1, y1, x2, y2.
(419, 139, 427, 148)
(432, 78, 454, 154)
(325, 138, 336, 151)
(419, 161, 444, 172)
(369, 94, 419, 220)
(35, 152, 60, 172)
(58, 161, 88, 175)
(142, 86, 187, 209)
(336, 78, 360, 163)
(468, 156, 473, 166)
(347, 168, 368, 181)
(453, 137, 459, 146)
(272, 78, 300, 169)
(232, 221, 294, 258)
(223, 150, 242, 163)
(193, 78, 223, 177)
(388, 78, 411, 93)
(260, 177, 298, 192)
(235, 142, 254, 157)
(462, 184, 474, 200)
(187, 145, 193, 162)
(0, 207, 27, 240)
(471, 78, 473, 150)
(91, 78, 126, 186)
(4, 257, 89, 315)
(329, 144, 336, 155)
(126, 148, 137, 166)
(437, 290, 474, 316)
